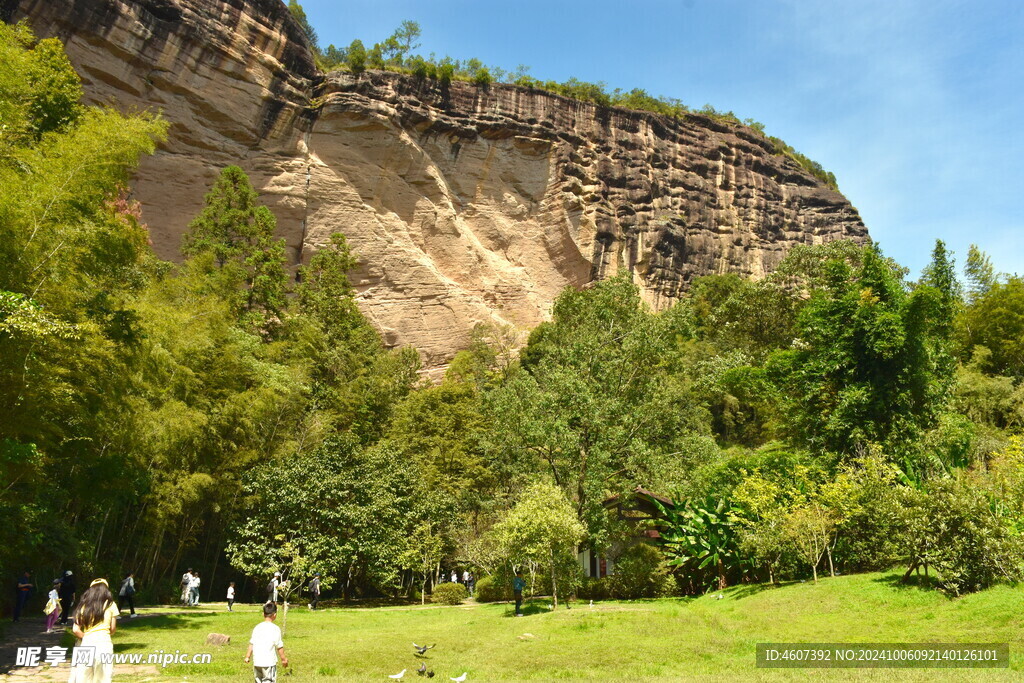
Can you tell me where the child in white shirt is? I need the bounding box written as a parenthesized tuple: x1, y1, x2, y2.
(245, 602, 288, 683)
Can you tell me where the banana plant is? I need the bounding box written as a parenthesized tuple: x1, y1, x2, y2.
(654, 496, 746, 591)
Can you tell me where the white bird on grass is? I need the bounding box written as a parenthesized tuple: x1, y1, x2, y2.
(388, 669, 406, 679)
(450, 674, 467, 682)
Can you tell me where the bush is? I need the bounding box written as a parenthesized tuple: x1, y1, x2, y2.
(472, 67, 491, 88)
(576, 576, 611, 601)
(431, 582, 468, 605)
(609, 544, 675, 599)
(473, 575, 507, 603)
(900, 477, 1024, 595)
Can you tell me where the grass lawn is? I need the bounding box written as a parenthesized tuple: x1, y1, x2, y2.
(103, 570, 1024, 681)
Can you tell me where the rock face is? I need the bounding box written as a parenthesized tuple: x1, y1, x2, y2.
(5, 0, 869, 368)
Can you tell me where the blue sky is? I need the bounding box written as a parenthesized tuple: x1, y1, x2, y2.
(299, 0, 1023, 279)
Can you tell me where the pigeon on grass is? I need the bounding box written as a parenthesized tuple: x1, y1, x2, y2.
(388, 669, 406, 679)
(417, 663, 427, 676)
(413, 643, 436, 655)
(450, 674, 467, 682)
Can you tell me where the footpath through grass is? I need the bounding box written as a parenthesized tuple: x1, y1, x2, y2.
(105, 570, 1024, 681)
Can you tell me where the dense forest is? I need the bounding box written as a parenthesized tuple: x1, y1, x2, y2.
(3, 21, 1024, 612)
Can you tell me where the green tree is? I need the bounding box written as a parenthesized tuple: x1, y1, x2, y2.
(182, 166, 288, 333)
(957, 275, 1024, 378)
(287, 1, 320, 53)
(484, 275, 708, 542)
(768, 244, 956, 456)
(0, 22, 165, 580)
(346, 39, 367, 76)
(490, 482, 585, 609)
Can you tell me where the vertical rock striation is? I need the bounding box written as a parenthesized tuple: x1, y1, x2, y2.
(7, 0, 869, 368)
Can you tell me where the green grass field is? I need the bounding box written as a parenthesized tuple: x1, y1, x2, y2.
(106, 571, 1024, 681)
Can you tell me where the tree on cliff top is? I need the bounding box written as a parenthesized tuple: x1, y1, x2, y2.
(287, 1, 320, 53)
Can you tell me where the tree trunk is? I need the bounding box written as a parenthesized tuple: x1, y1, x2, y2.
(550, 547, 558, 609)
(826, 545, 835, 578)
(812, 563, 818, 583)
(717, 558, 727, 590)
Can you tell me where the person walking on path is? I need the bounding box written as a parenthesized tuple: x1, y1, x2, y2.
(68, 578, 119, 683)
(227, 582, 236, 611)
(189, 570, 201, 606)
(267, 572, 280, 603)
(451, 570, 458, 584)
(180, 569, 192, 605)
(118, 572, 137, 617)
(307, 573, 321, 610)
(245, 602, 288, 683)
(12, 570, 33, 622)
(58, 570, 76, 625)
(513, 571, 526, 616)
(44, 579, 62, 633)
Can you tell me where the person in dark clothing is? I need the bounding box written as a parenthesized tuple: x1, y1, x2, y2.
(58, 570, 76, 625)
(512, 570, 526, 616)
(308, 573, 321, 610)
(118, 572, 137, 617)
(13, 571, 33, 622)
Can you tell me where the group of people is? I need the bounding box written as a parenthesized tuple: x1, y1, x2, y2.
(264, 570, 322, 610)
(179, 568, 202, 606)
(449, 569, 476, 595)
(13, 569, 138, 630)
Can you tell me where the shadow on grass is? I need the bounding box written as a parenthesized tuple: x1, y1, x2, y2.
(500, 599, 552, 618)
(872, 571, 945, 594)
(114, 613, 221, 633)
(726, 582, 780, 601)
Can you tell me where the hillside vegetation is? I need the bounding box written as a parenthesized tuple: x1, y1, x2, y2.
(3, 20, 1024, 615)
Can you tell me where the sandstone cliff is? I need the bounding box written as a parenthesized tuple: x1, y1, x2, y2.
(5, 0, 869, 367)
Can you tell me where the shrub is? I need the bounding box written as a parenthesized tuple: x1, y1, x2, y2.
(431, 582, 468, 605)
(472, 67, 492, 88)
(609, 543, 675, 599)
(473, 575, 507, 603)
(437, 63, 454, 87)
(576, 576, 611, 601)
(900, 477, 1024, 595)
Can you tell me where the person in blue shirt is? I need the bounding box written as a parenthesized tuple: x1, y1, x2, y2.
(512, 571, 526, 616)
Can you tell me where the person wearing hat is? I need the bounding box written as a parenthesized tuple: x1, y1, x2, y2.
(308, 573, 321, 610)
(44, 579, 62, 633)
(180, 568, 192, 605)
(58, 570, 76, 625)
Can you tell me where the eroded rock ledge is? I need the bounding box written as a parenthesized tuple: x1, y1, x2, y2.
(7, 0, 869, 367)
